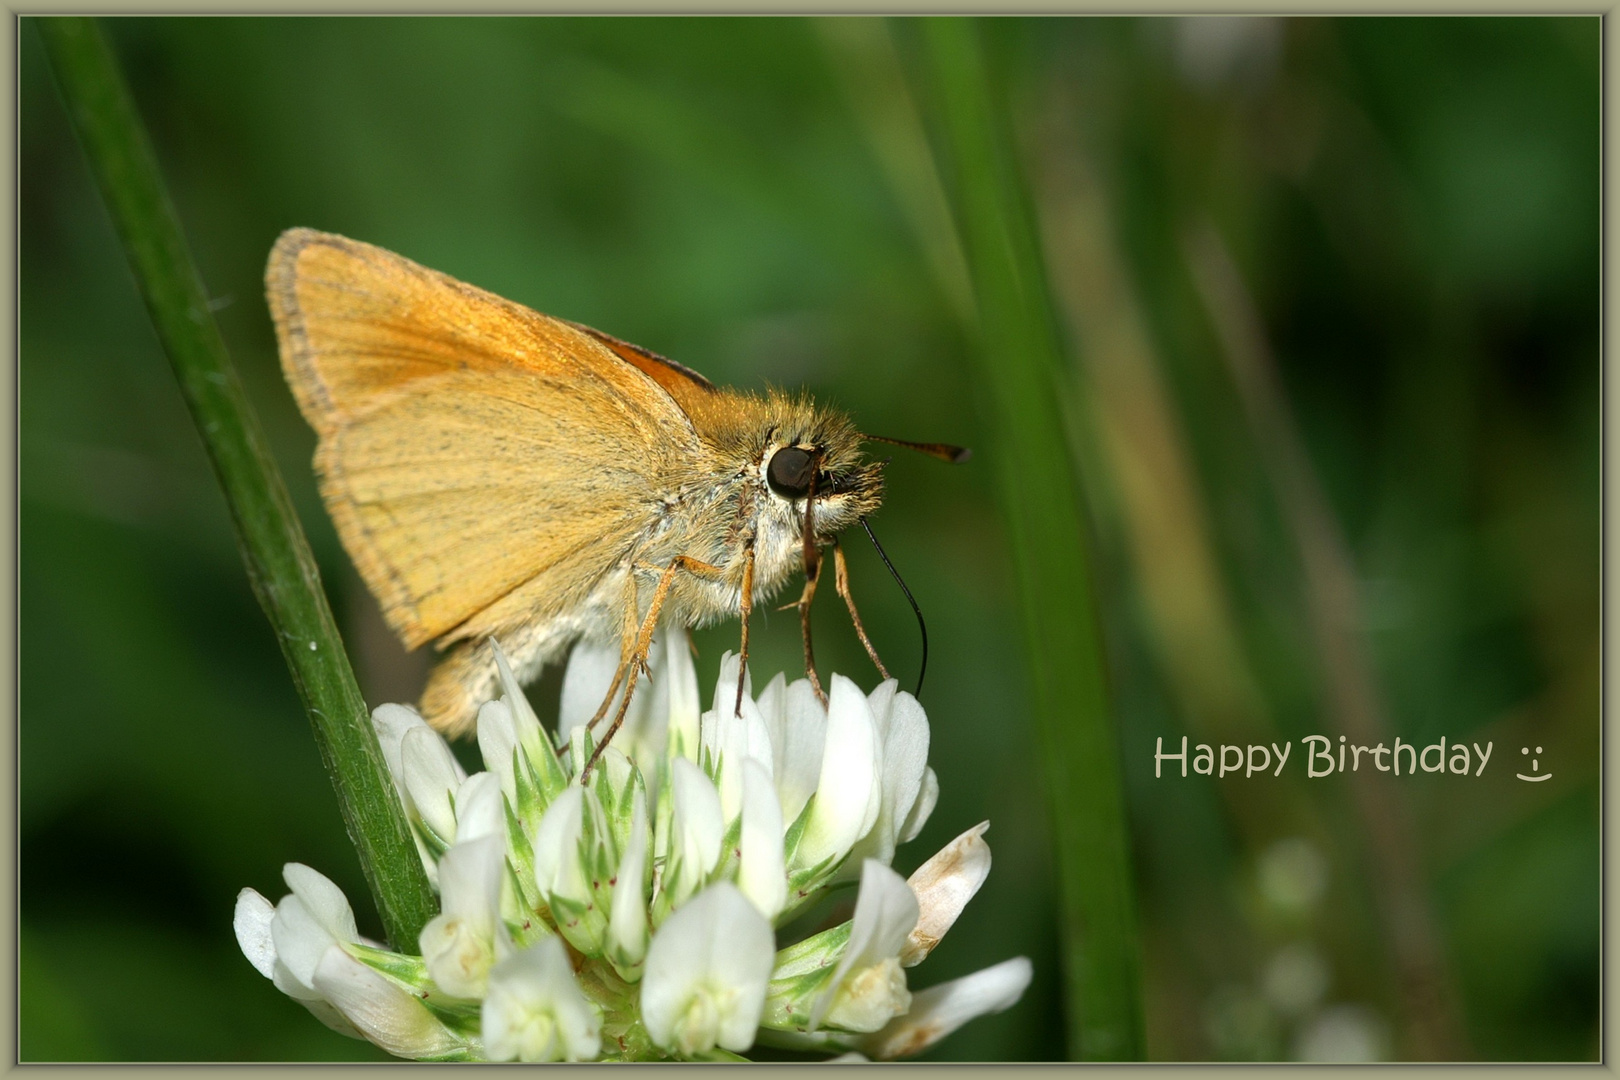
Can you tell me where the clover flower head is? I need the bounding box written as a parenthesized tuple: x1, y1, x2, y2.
(235, 626, 1030, 1060)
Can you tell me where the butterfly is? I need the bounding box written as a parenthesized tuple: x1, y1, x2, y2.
(269, 229, 962, 771)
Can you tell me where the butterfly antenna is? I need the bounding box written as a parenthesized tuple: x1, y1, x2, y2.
(858, 517, 928, 697)
(861, 434, 972, 464)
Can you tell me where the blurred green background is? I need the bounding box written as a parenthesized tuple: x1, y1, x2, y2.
(20, 16, 1597, 1062)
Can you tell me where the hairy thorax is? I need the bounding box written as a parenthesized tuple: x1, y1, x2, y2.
(624, 419, 882, 632)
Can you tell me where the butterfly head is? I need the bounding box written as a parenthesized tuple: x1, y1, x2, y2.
(752, 396, 884, 546)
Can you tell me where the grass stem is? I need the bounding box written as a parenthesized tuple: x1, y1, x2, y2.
(36, 16, 437, 950)
(904, 17, 1145, 1060)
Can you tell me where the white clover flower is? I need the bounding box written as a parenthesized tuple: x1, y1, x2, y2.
(859, 956, 1034, 1059)
(418, 835, 507, 998)
(640, 882, 775, 1056)
(233, 864, 474, 1059)
(235, 627, 1029, 1061)
(483, 935, 601, 1062)
(812, 860, 918, 1032)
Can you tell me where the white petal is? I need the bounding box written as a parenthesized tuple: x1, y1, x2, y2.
(849, 860, 921, 965)
(419, 912, 495, 1001)
(424, 837, 511, 999)
(626, 628, 685, 769)
(878, 692, 930, 840)
(795, 677, 880, 871)
(437, 835, 505, 928)
(737, 759, 787, 920)
(754, 672, 788, 777)
(271, 894, 336, 991)
(812, 860, 919, 1030)
(558, 636, 621, 742)
(453, 771, 506, 843)
(371, 703, 431, 795)
(370, 707, 450, 886)
(902, 822, 991, 967)
(844, 689, 930, 869)
(708, 651, 754, 718)
(859, 957, 1032, 1060)
(666, 757, 724, 907)
(234, 889, 278, 980)
(640, 883, 774, 1056)
(776, 679, 828, 825)
(607, 787, 651, 973)
(402, 726, 462, 843)
(865, 678, 899, 731)
(657, 627, 703, 763)
(312, 945, 464, 1059)
(559, 629, 689, 768)
(268, 943, 365, 1039)
(272, 864, 360, 990)
(477, 698, 520, 799)
(491, 638, 546, 754)
(898, 767, 938, 845)
(483, 936, 602, 1062)
(531, 786, 588, 905)
(297, 995, 366, 1041)
(272, 955, 325, 1004)
(822, 957, 909, 1034)
(282, 863, 360, 944)
(709, 686, 774, 823)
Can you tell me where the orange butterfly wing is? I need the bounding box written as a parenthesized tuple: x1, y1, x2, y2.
(266, 228, 707, 651)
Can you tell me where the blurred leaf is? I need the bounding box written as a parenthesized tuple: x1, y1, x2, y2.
(904, 16, 1144, 1060)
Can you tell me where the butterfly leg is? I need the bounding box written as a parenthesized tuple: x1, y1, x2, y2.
(796, 468, 829, 707)
(583, 554, 724, 781)
(795, 548, 828, 707)
(733, 538, 756, 718)
(584, 577, 643, 735)
(832, 539, 891, 681)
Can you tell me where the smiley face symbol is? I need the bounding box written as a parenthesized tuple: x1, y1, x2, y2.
(1516, 746, 1551, 783)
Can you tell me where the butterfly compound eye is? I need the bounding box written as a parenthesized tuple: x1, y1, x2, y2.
(768, 446, 815, 498)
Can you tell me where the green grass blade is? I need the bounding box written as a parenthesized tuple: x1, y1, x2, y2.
(35, 16, 436, 950)
(903, 17, 1144, 1060)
